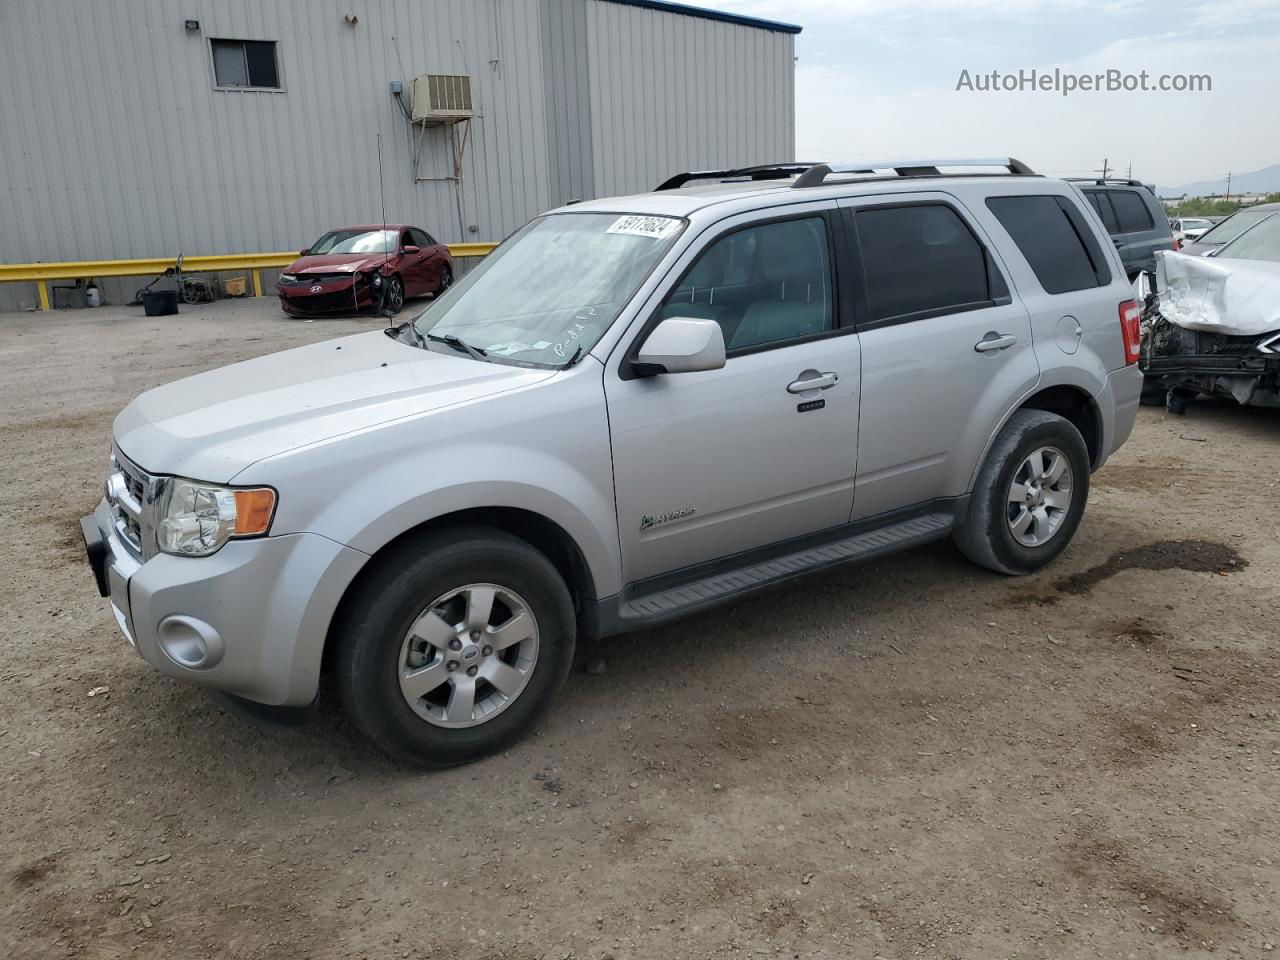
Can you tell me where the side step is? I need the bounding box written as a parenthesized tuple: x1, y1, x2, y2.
(618, 512, 953, 626)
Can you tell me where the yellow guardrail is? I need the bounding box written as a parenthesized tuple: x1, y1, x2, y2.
(0, 244, 498, 311)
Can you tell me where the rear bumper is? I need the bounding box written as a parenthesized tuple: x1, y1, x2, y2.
(85, 499, 368, 706)
(1098, 364, 1143, 467)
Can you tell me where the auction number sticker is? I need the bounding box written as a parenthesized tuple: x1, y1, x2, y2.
(607, 215, 681, 240)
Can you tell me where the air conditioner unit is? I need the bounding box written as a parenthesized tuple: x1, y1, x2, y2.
(411, 74, 474, 123)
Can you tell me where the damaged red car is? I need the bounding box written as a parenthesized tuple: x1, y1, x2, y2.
(276, 225, 452, 317)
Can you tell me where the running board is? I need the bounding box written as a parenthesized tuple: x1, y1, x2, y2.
(615, 511, 954, 628)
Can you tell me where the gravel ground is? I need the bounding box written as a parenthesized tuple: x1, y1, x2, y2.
(2, 300, 1278, 960)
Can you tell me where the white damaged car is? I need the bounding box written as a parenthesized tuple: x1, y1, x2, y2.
(1142, 214, 1280, 413)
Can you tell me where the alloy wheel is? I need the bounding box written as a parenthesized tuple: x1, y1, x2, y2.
(386, 277, 404, 312)
(397, 583, 540, 728)
(1006, 445, 1073, 547)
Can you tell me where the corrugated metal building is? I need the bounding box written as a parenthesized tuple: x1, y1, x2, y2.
(0, 0, 798, 311)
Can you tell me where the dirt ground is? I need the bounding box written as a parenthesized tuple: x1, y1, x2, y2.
(2, 299, 1277, 960)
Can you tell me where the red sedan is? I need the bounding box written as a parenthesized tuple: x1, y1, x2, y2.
(276, 224, 452, 317)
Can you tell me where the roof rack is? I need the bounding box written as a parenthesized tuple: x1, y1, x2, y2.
(655, 163, 819, 191)
(792, 157, 1037, 189)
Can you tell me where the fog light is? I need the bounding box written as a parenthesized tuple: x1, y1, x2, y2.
(157, 615, 224, 669)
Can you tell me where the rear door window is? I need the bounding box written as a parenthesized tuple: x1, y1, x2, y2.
(1108, 190, 1155, 233)
(986, 195, 1110, 293)
(853, 204, 999, 324)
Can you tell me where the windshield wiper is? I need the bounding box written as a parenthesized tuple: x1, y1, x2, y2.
(426, 332, 489, 362)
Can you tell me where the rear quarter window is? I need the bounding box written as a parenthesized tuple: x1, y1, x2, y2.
(986, 195, 1111, 294)
(1084, 191, 1120, 234)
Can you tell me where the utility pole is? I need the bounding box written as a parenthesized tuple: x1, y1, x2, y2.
(1101, 158, 1110, 179)
(1224, 172, 1232, 202)
(1126, 162, 1132, 179)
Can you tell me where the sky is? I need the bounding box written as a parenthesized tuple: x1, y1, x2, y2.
(697, 0, 1279, 190)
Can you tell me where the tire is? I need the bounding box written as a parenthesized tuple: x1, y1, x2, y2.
(954, 409, 1091, 575)
(335, 526, 576, 767)
(383, 275, 404, 314)
(436, 264, 453, 297)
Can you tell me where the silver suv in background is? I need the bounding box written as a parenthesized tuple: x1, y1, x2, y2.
(82, 157, 1144, 767)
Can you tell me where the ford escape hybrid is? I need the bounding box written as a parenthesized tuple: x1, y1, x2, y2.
(82, 158, 1143, 767)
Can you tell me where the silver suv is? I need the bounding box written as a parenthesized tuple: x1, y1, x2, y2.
(82, 158, 1144, 766)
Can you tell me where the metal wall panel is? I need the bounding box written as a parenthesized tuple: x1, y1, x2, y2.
(0, 0, 794, 311)
(584, 0, 795, 198)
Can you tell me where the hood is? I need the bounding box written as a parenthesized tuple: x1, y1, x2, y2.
(1178, 241, 1221, 257)
(287, 253, 389, 274)
(1156, 250, 1280, 337)
(114, 331, 554, 481)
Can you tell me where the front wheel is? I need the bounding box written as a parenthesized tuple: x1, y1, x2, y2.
(335, 527, 576, 767)
(954, 409, 1091, 575)
(381, 275, 404, 314)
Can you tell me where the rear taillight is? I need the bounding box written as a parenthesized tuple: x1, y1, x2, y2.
(1172, 235, 1181, 251)
(1119, 300, 1142, 365)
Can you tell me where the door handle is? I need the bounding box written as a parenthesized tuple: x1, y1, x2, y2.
(787, 371, 838, 393)
(974, 333, 1018, 353)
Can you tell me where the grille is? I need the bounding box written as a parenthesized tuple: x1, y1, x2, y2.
(291, 272, 356, 284)
(426, 74, 472, 113)
(106, 451, 153, 557)
(285, 288, 363, 313)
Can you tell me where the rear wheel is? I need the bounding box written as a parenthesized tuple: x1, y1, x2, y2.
(954, 409, 1090, 575)
(335, 528, 576, 767)
(436, 264, 453, 297)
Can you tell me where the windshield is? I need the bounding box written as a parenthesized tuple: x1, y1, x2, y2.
(410, 212, 685, 367)
(310, 229, 398, 255)
(1216, 213, 1280, 263)
(1196, 210, 1275, 245)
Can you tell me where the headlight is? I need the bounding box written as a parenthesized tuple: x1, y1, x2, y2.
(156, 478, 276, 557)
(370, 272, 383, 287)
(279, 273, 296, 283)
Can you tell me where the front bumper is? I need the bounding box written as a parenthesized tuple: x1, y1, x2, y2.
(84, 499, 367, 706)
(276, 276, 374, 315)
(1141, 319, 1280, 407)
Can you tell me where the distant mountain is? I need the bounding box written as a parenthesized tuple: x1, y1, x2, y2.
(1159, 164, 1280, 199)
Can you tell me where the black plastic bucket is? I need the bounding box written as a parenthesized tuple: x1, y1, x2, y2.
(142, 289, 179, 316)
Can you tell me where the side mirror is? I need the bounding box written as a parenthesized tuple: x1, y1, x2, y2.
(299, 248, 310, 257)
(634, 318, 726, 375)
(403, 245, 421, 255)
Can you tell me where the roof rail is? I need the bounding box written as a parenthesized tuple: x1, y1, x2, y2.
(655, 163, 819, 191)
(1065, 177, 1153, 190)
(792, 157, 1037, 189)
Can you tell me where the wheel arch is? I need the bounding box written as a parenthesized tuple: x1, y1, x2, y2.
(1018, 384, 1104, 469)
(322, 506, 598, 677)
(965, 379, 1107, 497)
